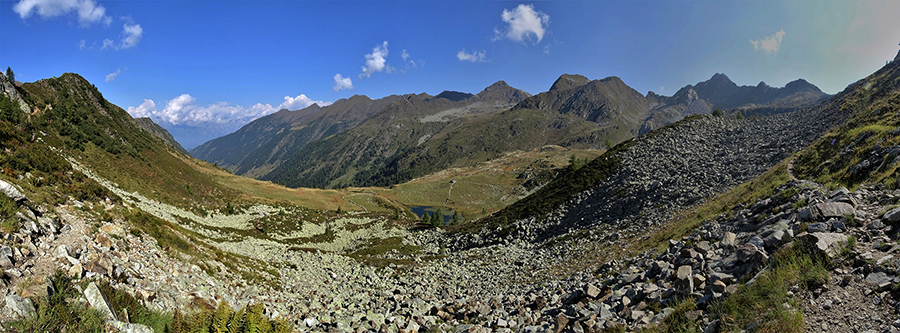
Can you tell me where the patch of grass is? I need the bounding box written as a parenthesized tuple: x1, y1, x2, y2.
(714, 242, 827, 333)
(639, 298, 701, 333)
(0, 192, 18, 233)
(792, 61, 900, 190)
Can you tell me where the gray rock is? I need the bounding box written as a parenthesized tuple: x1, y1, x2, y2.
(737, 244, 767, 263)
(712, 280, 727, 293)
(585, 284, 601, 298)
(720, 232, 737, 248)
(807, 222, 830, 233)
(3, 294, 36, 319)
(84, 282, 118, 321)
(747, 236, 765, 249)
(832, 219, 847, 231)
(703, 319, 720, 333)
(0, 254, 13, 269)
(884, 207, 900, 223)
(866, 272, 894, 291)
(800, 232, 849, 259)
(107, 320, 154, 333)
(710, 272, 735, 284)
(869, 220, 886, 230)
(674, 265, 693, 294)
(810, 202, 855, 221)
(0, 246, 13, 259)
(764, 230, 787, 249)
(598, 305, 614, 321)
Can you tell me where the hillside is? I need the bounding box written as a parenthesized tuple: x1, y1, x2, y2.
(133, 117, 189, 155)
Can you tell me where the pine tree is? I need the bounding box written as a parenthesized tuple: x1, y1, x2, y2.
(433, 208, 444, 227)
(452, 211, 461, 225)
(5, 67, 13, 83)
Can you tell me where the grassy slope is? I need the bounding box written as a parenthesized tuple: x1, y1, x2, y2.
(792, 60, 900, 190)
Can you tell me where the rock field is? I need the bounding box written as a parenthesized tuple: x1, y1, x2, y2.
(7, 98, 900, 332)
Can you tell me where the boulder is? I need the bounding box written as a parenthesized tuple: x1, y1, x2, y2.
(674, 265, 693, 294)
(799, 232, 849, 259)
(84, 282, 118, 321)
(865, 272, 894, 291)
(883, 207, 900, 224)
(810, 202, 855, 221)
(868, 220, 886, 230)
(101, 224, 127, 238)
(764, 230, 787, 249)
(712, 280, 727, 293)
(2, 295, 36, 319)
(720, 232, 737, 248)
(736, 244, 768, 263)
(0, 179, 26, 202)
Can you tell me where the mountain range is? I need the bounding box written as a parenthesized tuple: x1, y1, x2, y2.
(192, 72, 829, 188)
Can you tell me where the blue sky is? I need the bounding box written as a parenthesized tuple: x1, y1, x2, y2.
(2, 0, 899, 149)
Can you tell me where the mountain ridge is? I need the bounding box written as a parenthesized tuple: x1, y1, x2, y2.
(195, 72, 829, 189)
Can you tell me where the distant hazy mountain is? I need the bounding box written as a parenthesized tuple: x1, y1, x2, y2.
(190, 95, 405, 177)
(133, 117, 189, 155)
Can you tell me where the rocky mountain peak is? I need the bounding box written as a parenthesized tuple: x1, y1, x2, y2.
(549, 74, 591, 91)
(784, 78, 822, 93)
(475, 80, 531, 104)
(709, 72, 734, 84)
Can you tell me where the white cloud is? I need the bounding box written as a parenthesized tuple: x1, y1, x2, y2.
(13, 0, 112, 26)
(750, 30, 785, 54)
(117, 23, 142, 49)
(276, 95, 330, 111)
(105, 69, 121, 82)
(126, 93, 332, 126)
(401, 49, 410, 61)
(333, 74, 353, 91)
(126, 99, 155, 118)
(78, 39, 86, 49)
(360, 41, 390, 78)
(457, 49, 487, 62)
(496, 4, 550, 44)
(101, 38, 114, 49)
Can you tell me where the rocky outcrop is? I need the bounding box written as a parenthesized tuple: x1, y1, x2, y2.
(0, 71, 31, 114)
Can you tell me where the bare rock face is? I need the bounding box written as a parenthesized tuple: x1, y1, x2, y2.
(0, 72, 31, 114)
